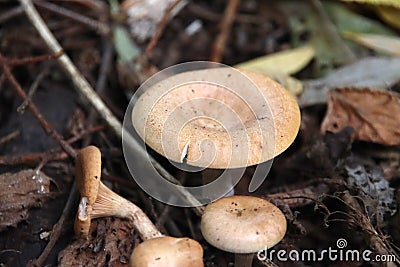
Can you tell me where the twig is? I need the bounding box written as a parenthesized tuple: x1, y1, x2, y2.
(5, 50, 64, 67)
(0, 125, 104, 165)
(0, 6, 24, 24)
(210, 0, 240, 62)
(0, 150, 68, 166)
(17, 68, 48, 113)
(328, 192, 399, 266)
(0, 130, 20, 146)
(18, 0, 204, 215)
(65, 0, 106, 12)
(34, 0, 110, 36)
(145, 0, 183, 56)
(0, 73, 6, 92)
(83, 40, 113, 147)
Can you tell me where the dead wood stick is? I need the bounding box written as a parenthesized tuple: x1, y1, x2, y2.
(34, 0, 109, 35)
(210, 0, 240, 62)
(145, 0, 183, 56)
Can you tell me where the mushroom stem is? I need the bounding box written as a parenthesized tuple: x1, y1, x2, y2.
(92, 182, 163, 240)
(234, 253, 254, 267)
(201, 169, 234, 200)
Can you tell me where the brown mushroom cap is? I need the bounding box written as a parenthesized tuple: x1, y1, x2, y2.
(74, 146, 102, 238)
(132, 68, 300, 169)
(201, 195, 287, 253)
(130, 236, 204, 267)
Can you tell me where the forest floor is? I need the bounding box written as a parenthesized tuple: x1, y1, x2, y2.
(0, 0, 399, 266)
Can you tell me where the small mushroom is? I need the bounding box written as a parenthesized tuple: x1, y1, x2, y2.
(74, 145, 162, 240)
(130, 236, 204, 267)
(201, 195, 286, 267)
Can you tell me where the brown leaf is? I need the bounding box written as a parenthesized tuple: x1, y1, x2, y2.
(0, 169, 52, 231)
(321, 88, 400, 146)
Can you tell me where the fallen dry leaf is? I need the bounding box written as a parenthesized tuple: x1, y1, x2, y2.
(0, 169, 53, 231)
(321, 88, 400, 146)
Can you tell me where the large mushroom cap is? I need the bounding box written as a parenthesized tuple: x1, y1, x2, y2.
(130, 236, 204, 267)
(132, 68, 300, 169)
(201, 195, 286, 253)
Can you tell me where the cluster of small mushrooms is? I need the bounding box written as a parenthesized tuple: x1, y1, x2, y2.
(74, 146, 204, 267)
(74, 68, 300, 267)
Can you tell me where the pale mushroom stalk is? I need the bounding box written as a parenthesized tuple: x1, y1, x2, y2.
(91, 182, 163, 240)
(235, 254, 255, 267)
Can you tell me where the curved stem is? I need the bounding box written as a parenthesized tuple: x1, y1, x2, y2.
(92, 182, 163, 240)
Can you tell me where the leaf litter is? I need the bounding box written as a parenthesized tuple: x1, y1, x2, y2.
(0, 169, 54, 231)
(321, 88, 400, 146)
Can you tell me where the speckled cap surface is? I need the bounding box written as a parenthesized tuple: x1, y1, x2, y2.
(201, 195, 287, 253)
(132, 68, 300, 168)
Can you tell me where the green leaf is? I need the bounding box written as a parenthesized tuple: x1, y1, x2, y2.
(234, 45, 315, 75)
(324, 2, 396, 36)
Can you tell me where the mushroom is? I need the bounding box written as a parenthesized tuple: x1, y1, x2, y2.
(201, 195, 286, 267)
(131, 67, 300, 198)
(74, 146, 101, 238)
(74, 145, 161, 240)
(132, 67, 300, 169)
(74, 146, 204, 266)
(130, 236, 204, 267)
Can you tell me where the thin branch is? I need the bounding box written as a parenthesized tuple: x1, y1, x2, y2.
(210, 0, 240, 62)
(145, 0, 183, 56)
(0, 124, 104, 165)
(0, 130, 20, 146)
(6, 50, 64, 66)
(17, 67, 49, 113)
(0, 6, 24, 24)
(83, 40, 113, 147)
(35, 0, 109, 35)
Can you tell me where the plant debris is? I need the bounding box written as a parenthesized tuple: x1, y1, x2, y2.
(345, 163, 397, 224)
(321, 88, 400, 146)
(58, 218, 137, 267)
(0, 169, 53, 231)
